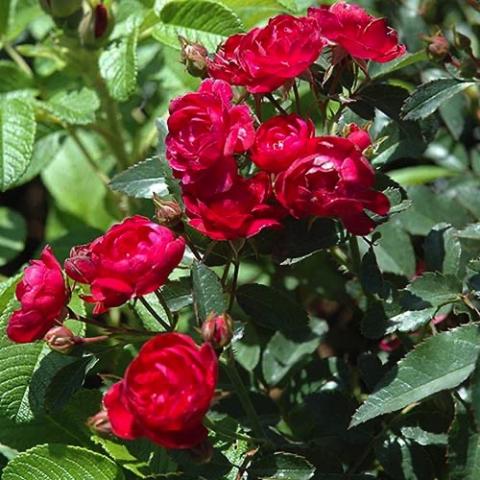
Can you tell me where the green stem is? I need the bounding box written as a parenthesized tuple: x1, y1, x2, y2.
(293, 81, 301, 115)
(138, 296, 171, 331)
(265, 94, 288, 115)
(222, 347, 267, 443)
(4, 43, 33, 77)
(228, 253, 240, 312)
(68, 127, 110, 185)
(154, 289, 175, 330)
(349, 235, 362, 275)
(93, 73, 130, 170)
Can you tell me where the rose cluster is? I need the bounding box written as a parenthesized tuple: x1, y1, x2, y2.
(167, 1, 404, 240)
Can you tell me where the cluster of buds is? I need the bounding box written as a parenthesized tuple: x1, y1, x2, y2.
(201, 312, 234, 350)
(39, 0, 113, 48)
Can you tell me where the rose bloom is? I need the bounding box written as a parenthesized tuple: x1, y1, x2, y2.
(184, 173, 285, 241)
(275, 136, 390, 235)
(65, 216, 185, 314)
(7, 246, 68, 343)
(208, 14, 325, 94)
(251, 114, 315, 173)
(104, 333, 218, 449)
(166, 78, 254, 186)
(308, 2, 406, 63)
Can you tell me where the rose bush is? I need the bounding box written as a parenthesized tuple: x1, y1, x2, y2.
(1, 1, 480, 479)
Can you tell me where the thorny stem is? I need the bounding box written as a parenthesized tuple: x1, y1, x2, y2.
(222, 347, 268, 444)
(138, 296, 171, 331)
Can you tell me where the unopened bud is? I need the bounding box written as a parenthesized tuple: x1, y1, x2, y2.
(154, 195, 183, 227)
(39, 0, 83, 18)
(201, 313, 234, 349)
(78, 4, 114, 48)
(180, 36, 209, 78)
(44, 325, 76, 353)
(188, 439, 214, 464)
(426, 34, 450, 60)
(87, 409, 112, 435)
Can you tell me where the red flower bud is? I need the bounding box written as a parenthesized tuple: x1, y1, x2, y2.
(153, 196, 183, 228)
(87, 409, 112, 435)
(180, 37, 209, 78)
(201, 313, 234, 349)
(78, 3, 114, 48)
(44, 325, 76, 353)
(426, 34, 450, 60)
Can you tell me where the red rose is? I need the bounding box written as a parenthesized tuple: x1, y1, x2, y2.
(7, 246, 68, 343)
(65, 216, 185, 314)
(251, 114, 315, 173)
(166, 79, 254, 186)
(184, 173, 285, 241)
(308, 2, 406, 63)
(275, 136, 390, 235)
(208, 15, 325, 94)
(104, 333, 218, 449)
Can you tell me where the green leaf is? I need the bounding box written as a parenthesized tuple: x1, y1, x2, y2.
(350, 325, 480, 427)
(192, 261, 226, 321)
(369, 50, 428, 79)
(401, 79, 476, 121)
(385, 307, 438, 335)
(0, 61, 34, 94)
(0, 0, 14, 36)
(373, 222, 416, 278)
(153, 0, 244, 51)
(401, 426, 447, 446)
(99, 28, 138, 102)
(375, 433, 435, 480)
(424, 224, 462, 276)
(220, 0, 282, 27)
(38, 88, 100, 125)
(0, 300, 49, 423)
(448, 400, 480, 480)
(388, 166, 458, 186)
(248, 452, 315, 480)
(274, 217, 342, 265)
(0, 208, 26, 266)
(133, 293, 168, 332)
(28, 353, 98, 415)
(41, 134, 115, 230)
(406, 272, 462, 307)
(236, 283, 309, 333)
(262, 329, 320, 385)
(110, 157, 169, 198)
(2, 444, 125, 480)
(0, 97, 36, 191)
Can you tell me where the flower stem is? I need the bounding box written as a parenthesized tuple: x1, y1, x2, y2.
(348, 234, 362, 275)
(227, 252, 240, 312)
(138, 296, 171, 331)
(293, 81, 301, 115)
(266, 93, 288, 115)
(154, 289, 175, 330)
(222, 347, 268, 443)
